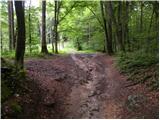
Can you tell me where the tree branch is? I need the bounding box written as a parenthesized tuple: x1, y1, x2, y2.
(87, 6, 104, 30)
(59, 2, 77, 23)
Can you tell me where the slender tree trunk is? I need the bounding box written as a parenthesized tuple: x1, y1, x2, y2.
(113, 35, 117, 52)
(152, 2, 159, 47)
(28, 0, 32, 53)
(140, 2, 143, 32)
(54, 1, 61, 54)
(1, 27, 3, 52)
(50, 27, 55, 52)
(117, 2, 125, 52)
(54, 1, 58, 53)
(100, 1, 107, 53)
(50, 18, 55, 53)
(14, 1, 26, 69)
(76, 38, 82, 51)
(50, 30, 54, 51)
(147, 9, 154, 52)
(122, 2, 126, 49)
(8, 0, 14, 50)
(14, 22, 18, 49)
(88, 22, 90, 46)
(41, 0, 48, 53)
(125, 1, 130, 51)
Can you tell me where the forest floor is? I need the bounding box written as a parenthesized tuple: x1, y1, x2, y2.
(18, 53, 158, 118)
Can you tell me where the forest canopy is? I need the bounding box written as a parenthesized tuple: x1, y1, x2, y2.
(0, 0, 158, 68)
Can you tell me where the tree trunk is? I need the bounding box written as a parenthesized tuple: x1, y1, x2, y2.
(41, 0, 48, 53)
(117, 1, 125, 52)
(54, 1, 61, 54)
(1, 27, 3, 52)
(54, 0, 58, 53)
(152, 1, 159, 47)
(125, 1, 130, 51)
(140, 2, 143, 32)
(100, 1, 113, 55)
(88, 22, 90, 46)
(8, 0, 14, 50)
(108, 1, 125, 52)
(50, 26, 55, 52)
(14, 22, 18, 49)
(28, 0, 32, 53)
(14, 1, 26, 69)
(147, 9, 154, 52)
(104, 1, 114, 54)
(76, 38, 82, 51)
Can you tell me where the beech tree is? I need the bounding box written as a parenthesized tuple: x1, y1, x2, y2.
(8, 0, 14, 50)
(100, 1, 113, 55)
(14, 1, 26, 68)
(0, 1, 158, 57)
(41, 0, 48, 53)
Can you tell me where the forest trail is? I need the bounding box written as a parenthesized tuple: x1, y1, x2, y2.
(25, 53, 158, 119)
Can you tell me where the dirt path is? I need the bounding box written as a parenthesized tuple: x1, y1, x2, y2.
(25, 53, 158, 119)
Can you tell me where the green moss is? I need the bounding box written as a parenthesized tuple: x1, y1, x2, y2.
(115, 51, 158, 90)
(10, 102, 22, 114)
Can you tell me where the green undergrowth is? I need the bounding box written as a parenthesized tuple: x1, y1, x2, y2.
(1, 43, 97, 60)
(1, 58, 26, 118)
(116, 51, 158, 90)
(1, 51, 56, 59)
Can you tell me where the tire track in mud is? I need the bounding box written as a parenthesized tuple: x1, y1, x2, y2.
(65, 54, 107, 118)
(25, 54, 159, 119)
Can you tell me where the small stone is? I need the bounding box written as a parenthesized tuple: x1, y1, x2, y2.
(14, 93, 20, 97)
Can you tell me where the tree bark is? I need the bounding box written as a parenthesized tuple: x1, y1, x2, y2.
(54, 1, 61, 54)
(14, 1, 26, 69)
(54, 0, 58, 53)
(125, 1, 130, 51)
(104, 1, 113, 54)
(117, 2, 125, 52)
(8, 0, 14, 50)
(108, 1, 125, 52)
(28, 0, 32, 53)
(100, 1, 113, 55)
(41, 0, 48, 53)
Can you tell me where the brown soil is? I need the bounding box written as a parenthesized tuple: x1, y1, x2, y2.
(23, 53, 158, 119)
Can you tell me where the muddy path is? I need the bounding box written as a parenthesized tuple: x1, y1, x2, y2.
(25, 53, 158, 119)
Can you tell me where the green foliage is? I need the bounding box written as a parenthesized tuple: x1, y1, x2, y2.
(116, 50, 158, 90)
(1, 1, 158, 55)
(116, 51, 158, 73)
(1, 58, 26, 103)
(1, 51, 15, 59)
